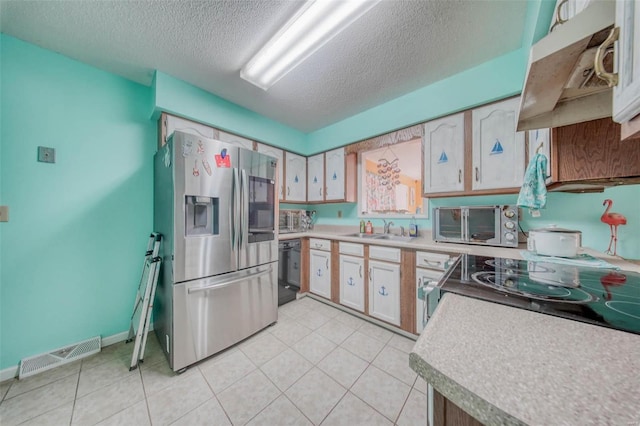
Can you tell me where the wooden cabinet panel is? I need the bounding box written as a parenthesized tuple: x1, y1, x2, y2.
(552, 117, 640, 184)
(433, 389, 483, 426)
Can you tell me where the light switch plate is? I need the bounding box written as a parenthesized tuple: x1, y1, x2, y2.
(0, 206, 9, 222)
(38, 146, 55, 163)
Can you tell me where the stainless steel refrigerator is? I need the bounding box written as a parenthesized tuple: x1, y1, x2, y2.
(154, 131, 278, 372)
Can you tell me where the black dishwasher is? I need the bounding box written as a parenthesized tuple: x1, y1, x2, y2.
(278, 239, 301, 305)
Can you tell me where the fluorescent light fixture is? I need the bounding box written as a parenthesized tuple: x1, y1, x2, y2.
(241, 0, 381, 90)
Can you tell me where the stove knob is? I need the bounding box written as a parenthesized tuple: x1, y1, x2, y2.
(504, 209, 516, 218)
(505, 221, 515, 230)
(505, 233, 515, 241)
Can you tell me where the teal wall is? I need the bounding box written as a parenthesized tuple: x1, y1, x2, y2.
(310, 186, 640, 260)
(0, 35, 155, 369)
(152, 72, 307, 154)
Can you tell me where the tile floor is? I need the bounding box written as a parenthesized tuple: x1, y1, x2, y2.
(0, 296, 428, 425)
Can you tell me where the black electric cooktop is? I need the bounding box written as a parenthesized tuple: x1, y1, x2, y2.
(441, 255, 640, 335)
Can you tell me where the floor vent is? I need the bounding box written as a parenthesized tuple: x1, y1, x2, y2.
(18, 336, 101, 379)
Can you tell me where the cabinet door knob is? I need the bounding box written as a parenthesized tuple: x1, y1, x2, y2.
(595, 27, 620, 88)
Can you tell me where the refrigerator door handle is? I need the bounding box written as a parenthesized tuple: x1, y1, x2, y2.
(231, 169, 239, 250)
(187, 267, 273, 294)
(240, 169, 249, 248)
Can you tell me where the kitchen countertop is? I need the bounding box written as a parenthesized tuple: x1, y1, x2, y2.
(409, 293, 640, 426)
(280, 225, 640, 273)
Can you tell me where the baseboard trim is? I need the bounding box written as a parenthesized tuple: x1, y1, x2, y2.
(0, 325, 154, 383)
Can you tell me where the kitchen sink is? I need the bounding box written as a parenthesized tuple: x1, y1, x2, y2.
(375, 235, 414, 242)
(343, 232, 385, 238)
(343, 233, 414, 242)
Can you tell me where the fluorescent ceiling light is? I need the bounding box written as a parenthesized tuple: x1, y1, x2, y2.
(241, 0, 381, 90)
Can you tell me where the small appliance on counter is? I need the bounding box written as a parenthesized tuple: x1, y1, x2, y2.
(527, 227, 582, 258)
(279, 209, 308, 233)
(432, 205, 519, 247)
(437, 254, 640, 335)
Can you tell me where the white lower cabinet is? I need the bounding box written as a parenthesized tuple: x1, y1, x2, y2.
(339, 255, 365, 312)
(368, 260, 401, 326)
(309, 249, 331, 299)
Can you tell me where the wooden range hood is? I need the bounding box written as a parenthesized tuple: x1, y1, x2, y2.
(517, 1, 616, 131)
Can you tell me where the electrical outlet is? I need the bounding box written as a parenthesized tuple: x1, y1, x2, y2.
(0, 206, 9, 222)
(38, 146, 56, 163)
(337, 210, 342, 218)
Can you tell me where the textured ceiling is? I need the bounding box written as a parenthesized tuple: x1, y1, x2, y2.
(0, 0, 528, 132)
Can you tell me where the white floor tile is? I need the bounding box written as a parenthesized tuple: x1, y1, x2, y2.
(317, 347, 368, 389)
(350, 365, 411, 422)
(372, 346, 417, 386)
(321, 392, 392, 426)
(340, 331, 385, 362)
(292, 333, 337, 364)
(0, 373, 77, 426)
(217, 370, 280, 425)
(20, 401, 74, 426)
(285, 368, 346, 425)
(171, 397, 231, 426)
(72, 373, 145, 426)
(396, 388, 428, 426)
(387, 333, 417, 354)
(95, 400, 150, 426)
(240, 333, 288, 366)
(260, 349, 313, 392)
(316, 319, 356, 345)
(0, 301, 422, 426)
(199, 350, 256, 394)
(247, 395, 312, 426)
(146, 371, 212, 426)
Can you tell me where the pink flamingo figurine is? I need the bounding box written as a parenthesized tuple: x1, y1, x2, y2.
(600, 199, 627, 256)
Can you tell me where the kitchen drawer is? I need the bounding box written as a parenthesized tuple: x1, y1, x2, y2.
(309, 238, 331, 251)
(416, 251, 451, 271)
(369, 246, 401, 263)
(339, 242, 364, 256)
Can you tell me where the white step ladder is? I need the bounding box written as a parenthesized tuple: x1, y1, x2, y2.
(126, 233, 162, 371)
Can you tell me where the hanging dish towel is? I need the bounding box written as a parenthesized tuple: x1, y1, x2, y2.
(517, 153, 548, 216)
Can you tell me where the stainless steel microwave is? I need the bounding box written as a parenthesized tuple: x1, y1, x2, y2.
(278, 209, 307, 233)
(432, 205, 519, 247)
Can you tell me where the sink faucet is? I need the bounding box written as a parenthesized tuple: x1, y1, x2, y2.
(383, 220, 394, 234)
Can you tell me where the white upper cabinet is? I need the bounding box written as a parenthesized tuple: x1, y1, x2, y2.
(285, 152, 307, 202)
(307, 154, 325, 202)
(217, 130, 255, 151)
(423, 113, 465, 194)
(472, 97, 525, 190)
(256, 143, 284, 201)
(324, 148, 346, 201)
(164, 115, 216, 145)
(613, 0, 640, 123)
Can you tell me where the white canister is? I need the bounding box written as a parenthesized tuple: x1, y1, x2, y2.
(527, 227, 582, 258)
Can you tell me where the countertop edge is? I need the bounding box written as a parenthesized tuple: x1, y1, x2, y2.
(408, 352, 525, 426)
